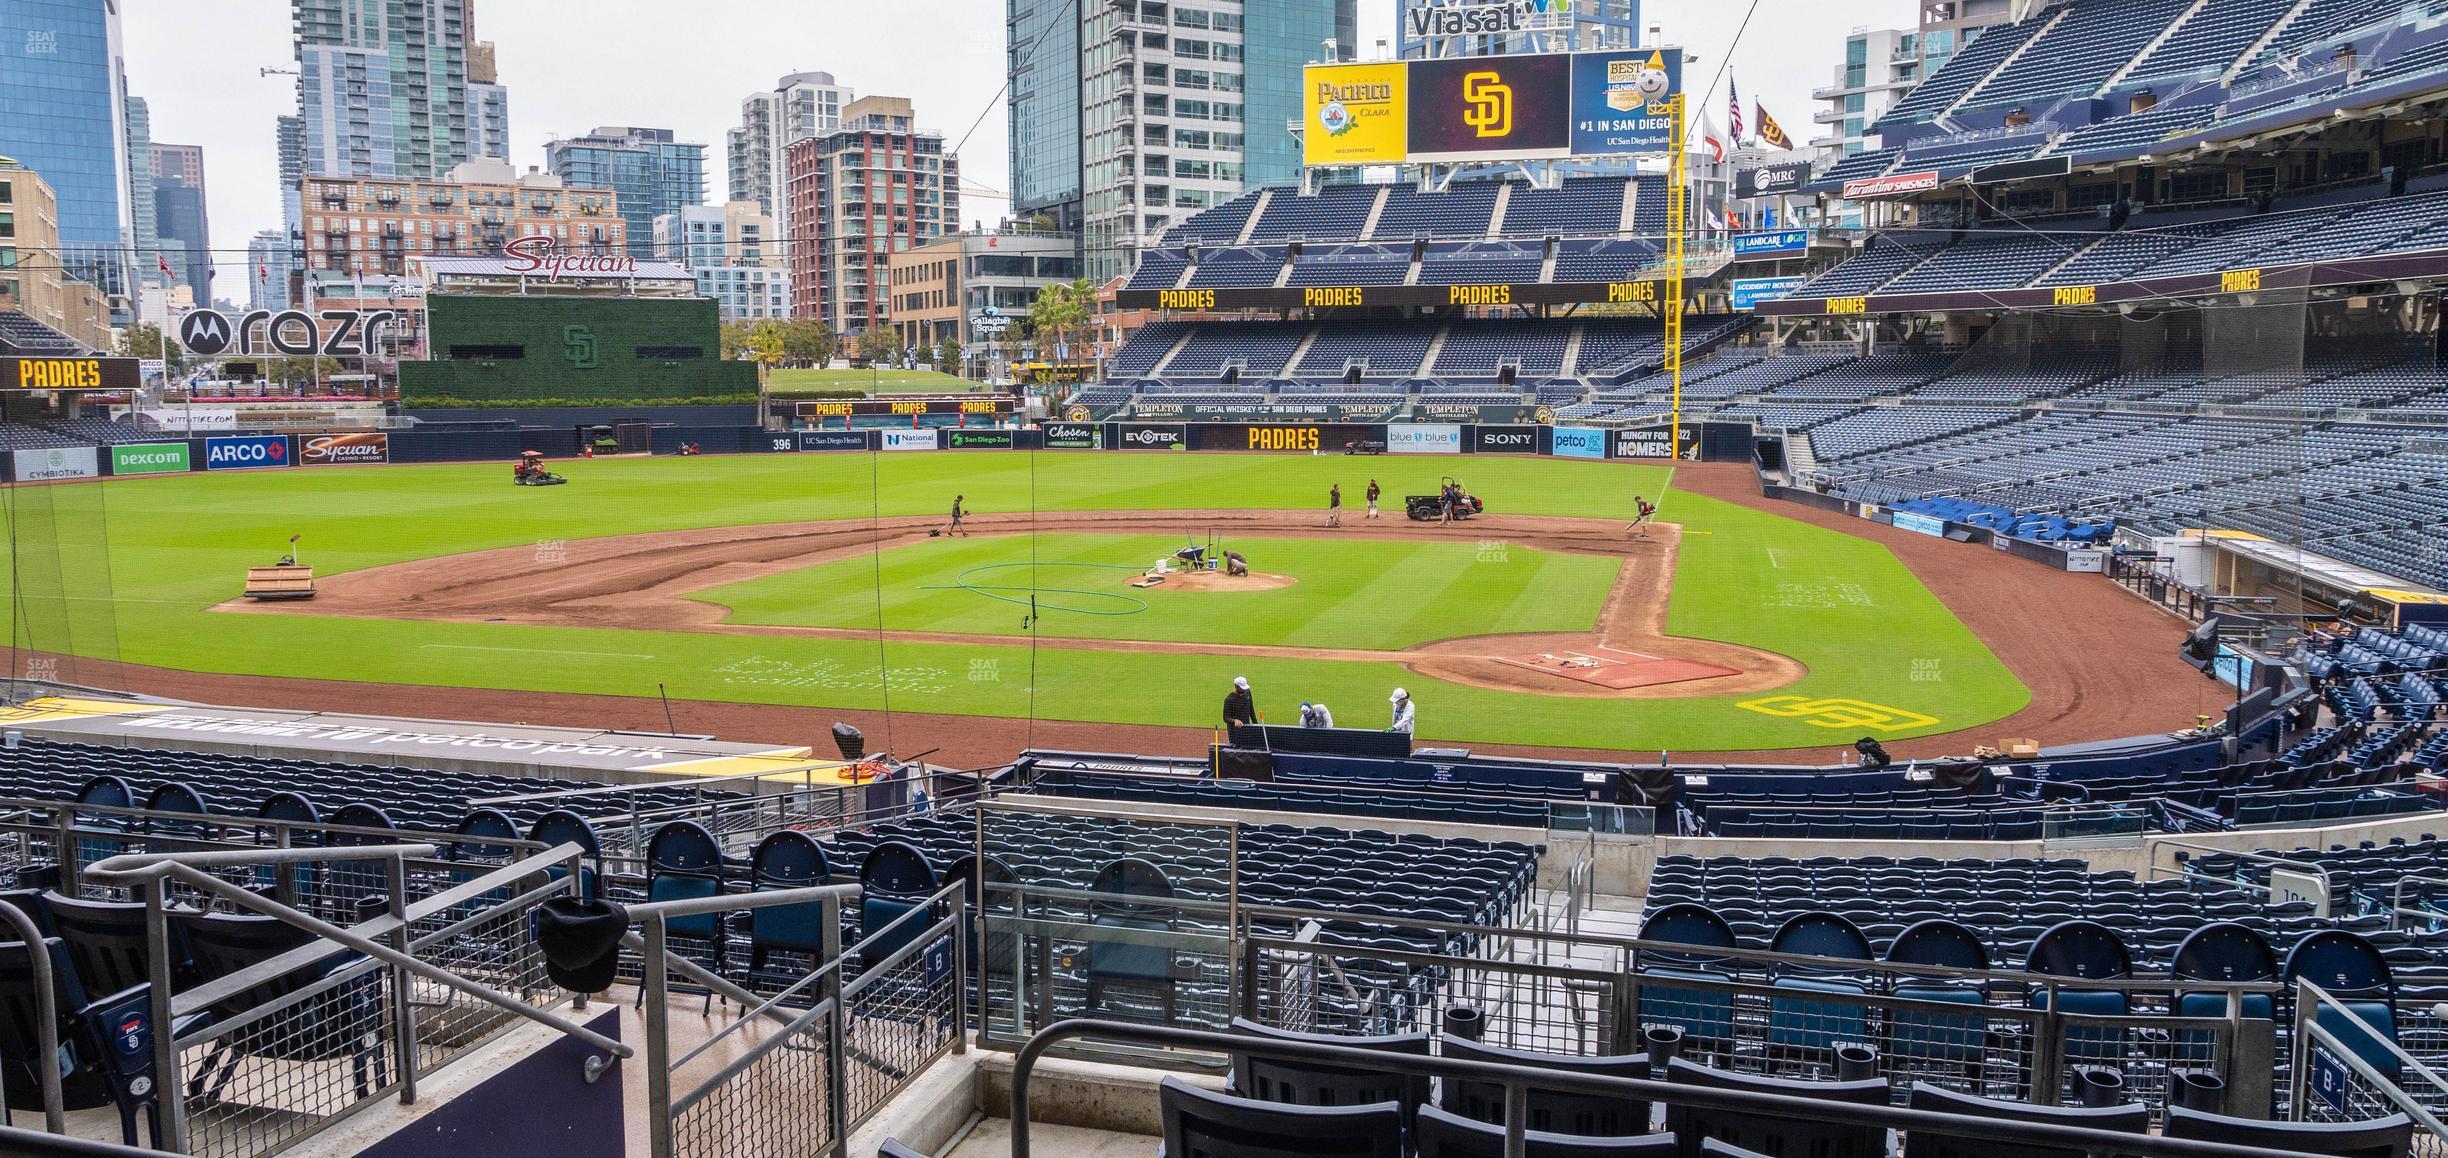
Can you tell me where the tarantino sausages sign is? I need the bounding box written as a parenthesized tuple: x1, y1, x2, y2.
(299, 432, 390, 466)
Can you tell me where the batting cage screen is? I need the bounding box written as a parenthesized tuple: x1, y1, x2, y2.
(1, 468, 123, 697)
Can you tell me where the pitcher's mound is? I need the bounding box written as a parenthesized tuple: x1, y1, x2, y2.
(1491, 646, 1739, 690)
(1134, 570, 1296, 592)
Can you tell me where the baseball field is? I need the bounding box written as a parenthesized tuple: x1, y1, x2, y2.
(6, 451, 2067, 754)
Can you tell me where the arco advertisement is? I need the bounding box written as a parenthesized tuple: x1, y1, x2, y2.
(204, 435, 291, 470)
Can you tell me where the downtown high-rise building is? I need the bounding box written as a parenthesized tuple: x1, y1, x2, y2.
(467, 37, 509, 162)
(293, 0, 473, 180)
(123, 94, 158, 291)
(1007, 0, 1354, 282)
(247, 229, 293, 313)
(0, 0, 138, 306)
(150, 141, 210, 299)
(654, 201, 789, 322)
(727, 71, 855, 219)
(547, 126, 707, 259)
(785, 95, 957, 336)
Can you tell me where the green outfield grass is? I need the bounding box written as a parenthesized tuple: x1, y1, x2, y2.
(2, 453, 2028, 751)
(768, 368, 980, 393)
(698, 533, 1621, 648)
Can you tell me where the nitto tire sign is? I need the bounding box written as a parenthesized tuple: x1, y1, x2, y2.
(1471, 425, 1538, 454)
(204, 435, 291, 470)
(110, 443, 190, 475)
(1115, 423, 1185, 449)
(1041, 423, 1099, 450)
(12, 447, 98, 482)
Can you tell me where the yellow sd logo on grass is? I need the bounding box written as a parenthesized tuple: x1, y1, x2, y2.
(1736, 696, 1939, 732)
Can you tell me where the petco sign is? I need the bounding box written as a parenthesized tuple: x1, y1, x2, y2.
(204, 435, 291, 470)
(1550, 426, 1607, 459)
(177, 307, 401, 358)
(880, 429, 939, 451)
(1386, 424, 1462, 454)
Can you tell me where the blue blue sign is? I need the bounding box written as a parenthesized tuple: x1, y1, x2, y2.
(203, 435, 291, 470)
(1568, 49, 1683, 157)
(1551, 426, 1608, 459)
(1731, 276, 1808, 310)
(1893, 511, 1947, 537)
(1732, 230, 1811, 258)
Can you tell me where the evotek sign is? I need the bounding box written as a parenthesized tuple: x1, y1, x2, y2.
(178, 308, 401, 358)
(204, 435, 291, 470)
(1115, 423, 1186, 449)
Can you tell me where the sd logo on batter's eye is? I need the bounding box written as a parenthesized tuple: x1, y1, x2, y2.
(563, 325, 599, 370)
(1737, 695, 1939, 732)
(1463, 71, 1512, 137)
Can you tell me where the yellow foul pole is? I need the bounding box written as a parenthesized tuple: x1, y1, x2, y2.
(1666, 92, 1687, 459)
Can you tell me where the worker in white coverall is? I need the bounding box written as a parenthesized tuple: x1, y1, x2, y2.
(1387, 688, 1415, 734)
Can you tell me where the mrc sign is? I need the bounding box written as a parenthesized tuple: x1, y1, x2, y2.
(177, 307, 402, 359)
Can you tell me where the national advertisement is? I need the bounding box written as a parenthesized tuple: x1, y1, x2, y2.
(110, 442, 190, 475)
(1385, 423, 1463, 454)
(1113, 423, 1186, 450)
(1566, 48, 1681, 157)
(1304, 61, 1409, 166)
(12, 446, 98, 482)
(880, 429, 940, 451)
(1409, 54, 1573, 163)
(1550, 426, 1607, 459)
(1040, 423, 1099, 450)
(299, 432, 389, 466)
(1731, 276, 1809, 310)
(798, 430, 871, 451)
(943, 428, 1015, 450)
(204, 435, 291, 470)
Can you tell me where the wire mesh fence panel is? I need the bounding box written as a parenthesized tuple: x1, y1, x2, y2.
(841, 928, 962, 1125)
(669, 1001, 838, 1158)
(404, 879, 566, 1076)
(1253, 939, 1623, 1057)
(176, 960, 402, 1158)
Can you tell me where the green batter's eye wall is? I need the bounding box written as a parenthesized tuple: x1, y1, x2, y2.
(396, 294, 758, 403)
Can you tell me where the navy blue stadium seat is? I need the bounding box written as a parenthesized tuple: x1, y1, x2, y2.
(2161, 1104, 2412, 1158)
(1414, 1103, 1677, 1158)
(1436, 1034, 1649, 1136)
(1161, 1074, 1404, 1158)
(1662, 1058, 1888, 1158)
(1900, 1083, 2147, 1158)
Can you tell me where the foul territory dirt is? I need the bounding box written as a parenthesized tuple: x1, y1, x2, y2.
(68, 462, 2204, 768)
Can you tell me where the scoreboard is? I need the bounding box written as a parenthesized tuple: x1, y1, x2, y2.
(1, 356, 141, 393)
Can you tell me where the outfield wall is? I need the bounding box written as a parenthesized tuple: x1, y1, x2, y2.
(0, 420, 1761, 481)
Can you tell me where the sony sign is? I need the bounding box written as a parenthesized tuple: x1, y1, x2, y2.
(1407, 0, 1530, 38)
(178, 307, 401, 359)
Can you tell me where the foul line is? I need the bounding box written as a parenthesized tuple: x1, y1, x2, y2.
(422, 643, 659, 660)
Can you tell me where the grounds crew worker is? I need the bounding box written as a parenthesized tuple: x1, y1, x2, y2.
(1388, 688, 1415, 734)
(1366, 479, 1381, 519)
(1224, 676, 1256, 728)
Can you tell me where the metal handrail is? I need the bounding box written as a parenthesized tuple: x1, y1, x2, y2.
(2386, 873, 2448, 927)
(1008, 1020, 2331, 1158)
(2150, 838, 2336, 905)
(85, 844, 630, 1061)
(2289, 977, 2448, 1139)
(0, 898, 63, 1135)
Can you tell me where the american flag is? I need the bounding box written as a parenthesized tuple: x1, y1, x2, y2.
(1729, 78, 1744, 145)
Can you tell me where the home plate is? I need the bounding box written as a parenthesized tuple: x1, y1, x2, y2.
(1490, 646, 1741, 690)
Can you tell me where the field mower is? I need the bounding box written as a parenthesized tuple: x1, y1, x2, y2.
(513, 450, 569, 486)
(1406, 476, 1484, 521)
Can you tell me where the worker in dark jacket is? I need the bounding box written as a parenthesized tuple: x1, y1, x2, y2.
(1223, 676, 1256, 728)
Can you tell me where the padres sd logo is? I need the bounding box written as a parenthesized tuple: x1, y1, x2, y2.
(1463, 71, 1512, 137)
(1065, 404, 1091, 422)
(1737, 696, 1939, 732)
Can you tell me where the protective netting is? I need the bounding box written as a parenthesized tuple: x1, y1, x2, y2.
(1, 472, 123, 696)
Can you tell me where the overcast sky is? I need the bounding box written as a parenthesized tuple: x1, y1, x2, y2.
(123, 0, 1913, 290)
